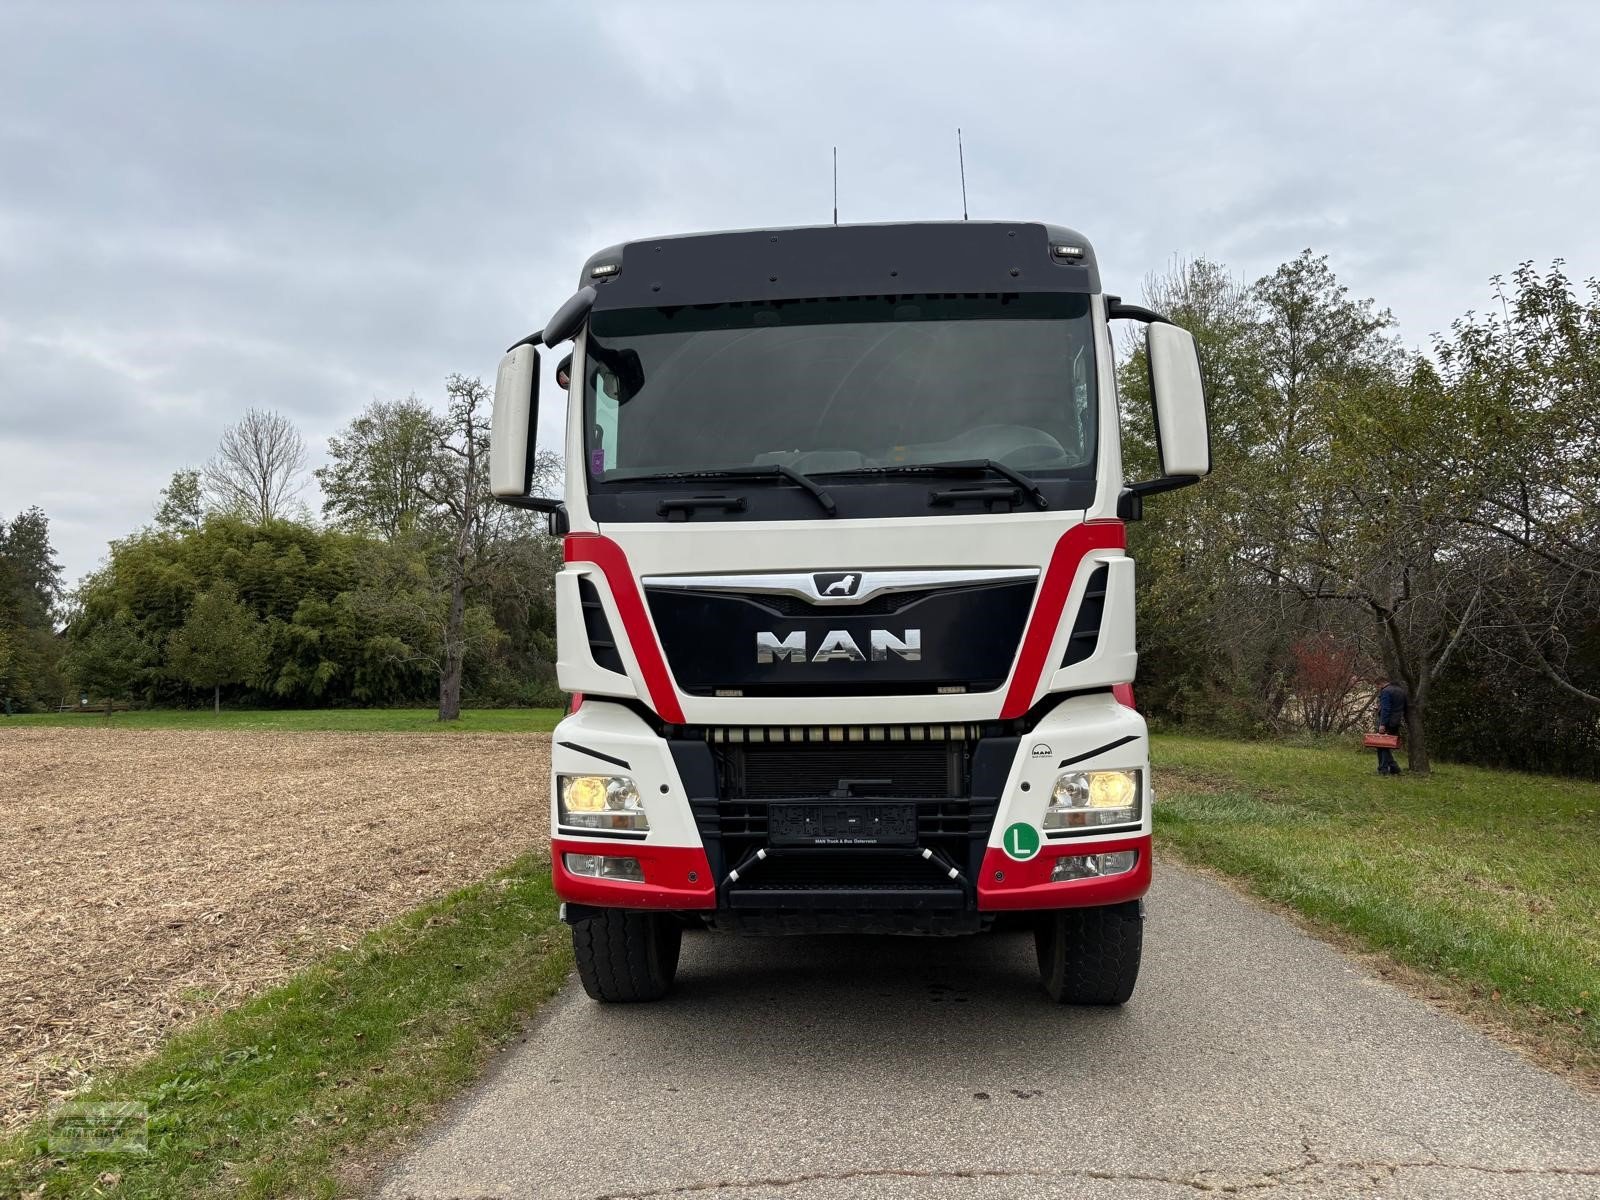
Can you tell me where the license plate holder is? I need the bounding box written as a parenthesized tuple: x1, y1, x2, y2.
(768, 802, 918, 847)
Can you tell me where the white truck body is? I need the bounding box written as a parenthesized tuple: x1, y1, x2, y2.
(492, 221, 1209, 1002)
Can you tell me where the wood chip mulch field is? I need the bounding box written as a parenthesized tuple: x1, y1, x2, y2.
(0, 727, 550, 1129)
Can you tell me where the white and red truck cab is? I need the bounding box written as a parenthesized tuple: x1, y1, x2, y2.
(489, 221, 1210, 1003)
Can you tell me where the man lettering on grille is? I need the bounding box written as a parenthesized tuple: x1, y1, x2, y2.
(1375, 677, 1408, 776)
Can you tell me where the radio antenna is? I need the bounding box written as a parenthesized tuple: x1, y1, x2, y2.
(832, 146, 838, 225)
(957, 128, 969, 220)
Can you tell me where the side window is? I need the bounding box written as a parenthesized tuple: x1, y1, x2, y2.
(1071, 342, 1091, 464)
(590, 373, 621, 476)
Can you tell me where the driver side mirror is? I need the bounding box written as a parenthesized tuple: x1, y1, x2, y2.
(1107, 299, 1211, 519)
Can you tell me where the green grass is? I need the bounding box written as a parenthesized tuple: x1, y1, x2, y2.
(1, 707, 565, 733)
(1153, 734, 1600, 1075)
(0, 855, 573, 1199)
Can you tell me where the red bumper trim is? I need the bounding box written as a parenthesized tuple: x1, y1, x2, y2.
(551, 838, 715, 910)
(1001, 521, 1126, 718)
(976, 833, 1151, 910)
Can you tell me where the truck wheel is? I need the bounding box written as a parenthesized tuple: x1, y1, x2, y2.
(571, 908, 682, 1002)
(1034, 900, 1143, 1005)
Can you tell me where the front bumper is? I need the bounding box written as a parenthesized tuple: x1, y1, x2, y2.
(548, 694, 1152, 927)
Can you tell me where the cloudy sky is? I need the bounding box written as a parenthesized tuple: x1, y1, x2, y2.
(3, 1, 1598, 585)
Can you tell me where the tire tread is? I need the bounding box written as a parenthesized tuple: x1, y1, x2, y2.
(572, 909, 680, 1002)
(1035, 900, 1143, 1005)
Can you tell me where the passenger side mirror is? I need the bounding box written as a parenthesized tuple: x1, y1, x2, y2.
(1107, 298, 1211, 519)
(1146, 323, 1210, 478)
(489, 343, 560, 513)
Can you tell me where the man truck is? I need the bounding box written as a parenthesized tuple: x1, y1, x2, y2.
(488, 221, 1210, 1004)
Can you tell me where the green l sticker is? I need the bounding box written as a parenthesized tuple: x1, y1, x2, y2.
(1002, 821, 1041, 862)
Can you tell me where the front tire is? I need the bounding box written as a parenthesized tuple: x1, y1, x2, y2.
(572, 908, 682, 1002)
(1034, 900, 1143, 1005)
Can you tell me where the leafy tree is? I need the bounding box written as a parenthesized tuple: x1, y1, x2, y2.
(155, 468, 205, 532)
(416, 375, 557, 721)
(0, 506, 63, 626)
(204, 408, 308, 523)
(1119, 257, 1292, 730)
(317, 398, 447, 539)
(0, 507, 65, 710)
(1256, 356, 1479, 772)
(67, 517, 449, 709)
(1120, 252, 1484, 769)
(166, 581, 267, 714)
(62, 610, 156, 714)
(1433, 261, 1600, 709)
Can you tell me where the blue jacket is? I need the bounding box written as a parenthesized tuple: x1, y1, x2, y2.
(1378, 683, 1408, 728)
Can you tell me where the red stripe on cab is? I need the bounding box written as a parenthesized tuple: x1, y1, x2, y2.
(563, 534, 687, 724)
(1000, 521, 1126, 718)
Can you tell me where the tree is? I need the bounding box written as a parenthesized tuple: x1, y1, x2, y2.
(317, 398, 448, 539)
(0, 506, 64, 626)
(204, 408, 308, 524)
(1119, 257, 1295, 730)
(1275, 359, 1484, 772)
(416, 375, 559, 721)
(0, 507, 65, 709)
(1433, 262, 1600, 709)
(166, 581, 266, 713)
(155, 468, 205, 532)
(1116, 249, 1597, 775)
(66, 517, 446, 709)
(62, 611, 155, 714)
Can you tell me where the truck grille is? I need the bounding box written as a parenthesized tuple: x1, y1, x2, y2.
(707, 798, 995, 840)
(668, 729, 1018, 926)
(645, 577, 1034, 697)
(690, 735, 996, 904)
(726, 741, 964, 799)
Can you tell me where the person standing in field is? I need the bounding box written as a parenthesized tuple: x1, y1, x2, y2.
(1375, 677, 1408, 775)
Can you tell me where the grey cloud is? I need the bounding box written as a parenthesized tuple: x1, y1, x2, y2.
(3, 0, 1599, 583)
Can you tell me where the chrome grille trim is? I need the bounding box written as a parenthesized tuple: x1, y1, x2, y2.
(640, 567, 1038, 607)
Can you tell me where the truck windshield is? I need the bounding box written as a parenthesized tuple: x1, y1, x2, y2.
(581, 293, 1096, 483)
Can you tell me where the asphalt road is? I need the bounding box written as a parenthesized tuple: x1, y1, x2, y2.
(381, 863, 1600, 1199)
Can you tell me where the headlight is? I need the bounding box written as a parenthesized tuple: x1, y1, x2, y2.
(1045, 768, 1141, 830)
(558, 774, 648, 831)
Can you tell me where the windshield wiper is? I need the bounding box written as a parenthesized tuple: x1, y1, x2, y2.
(827, 459, 1049, 510)
(606, 464, 837, 517)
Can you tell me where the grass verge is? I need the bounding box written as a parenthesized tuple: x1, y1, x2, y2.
(0, 707, 564, 734)
(0, 854, 572, 1199)
(1153, 734, 1600, 1083)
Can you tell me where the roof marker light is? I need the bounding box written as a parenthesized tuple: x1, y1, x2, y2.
(589, 262, 621, 278)
(1052, 244, 1086, 259)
